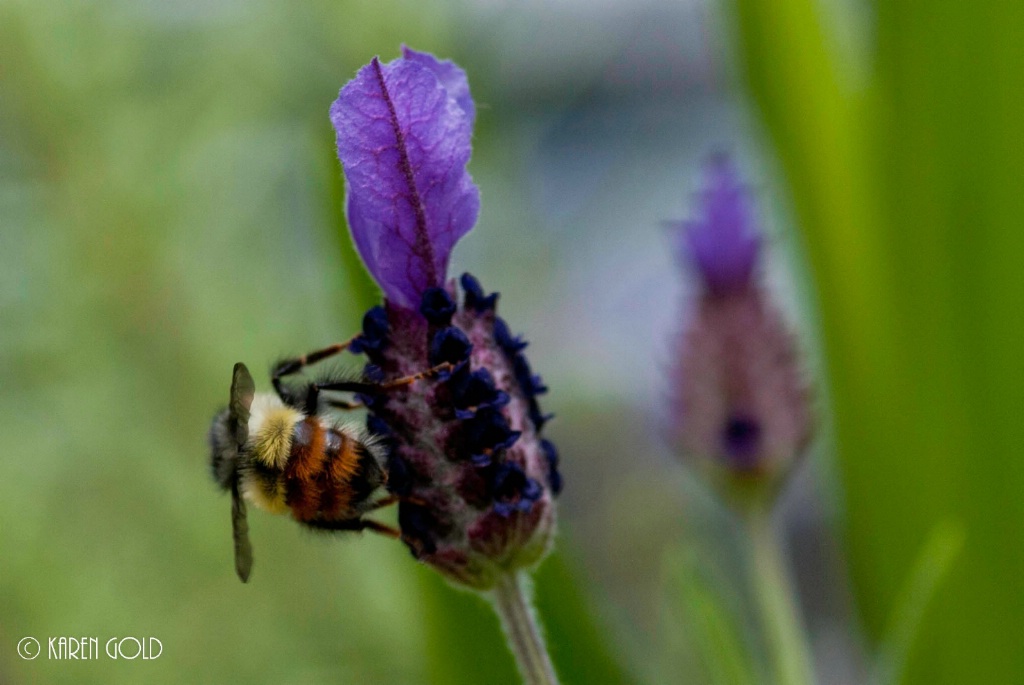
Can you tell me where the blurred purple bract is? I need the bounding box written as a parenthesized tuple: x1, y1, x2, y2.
(675, 154, 762, 297)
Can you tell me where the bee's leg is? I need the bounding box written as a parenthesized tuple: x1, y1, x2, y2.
(315, 361, 455, 396)
(271, 337, 358, 399)
(324, 398, 363, 412)
(376, 361, 456, 391)
(364, 494, 428, 511)
(365, 494, 400, 510)
(306, 518, 400, 539)
(358, 520, 402, 539)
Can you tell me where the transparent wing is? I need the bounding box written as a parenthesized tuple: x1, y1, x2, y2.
(229, 362, 256, 446)
(231, 477, 253, 583)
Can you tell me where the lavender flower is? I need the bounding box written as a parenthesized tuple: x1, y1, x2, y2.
(330, 49, 559, 590)
(670, 156, 812, 487)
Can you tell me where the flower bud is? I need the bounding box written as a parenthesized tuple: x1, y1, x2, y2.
(670, 156, 812, 499)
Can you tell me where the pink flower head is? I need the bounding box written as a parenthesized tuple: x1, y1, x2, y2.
(671, 156, 812, 487)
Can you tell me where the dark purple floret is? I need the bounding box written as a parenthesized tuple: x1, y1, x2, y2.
(350, 305, 390, 354)
(494, 317, 528, 355)
(366, 414, 393, 437)
(540, 439, 563, 495)
(420, 287, 457, 325)
(492, 462, 542, 517)
(529, 406, 554, 432)
(398, 503, 441, 555)
(362, 363, 385, 384)
(451, 368, 510, 419)
(429, 327, 473, 367)
(385, 452, 414, 496)
(464, 406, 521, 459)
(547, 470, 563, 497)
(513, 355, 548, 397)
(461, 273, 499, 312)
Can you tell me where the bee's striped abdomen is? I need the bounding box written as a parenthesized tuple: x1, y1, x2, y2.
(284, 419, 368, 522)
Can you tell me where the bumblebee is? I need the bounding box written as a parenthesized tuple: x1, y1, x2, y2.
(208, 341, 446, 582)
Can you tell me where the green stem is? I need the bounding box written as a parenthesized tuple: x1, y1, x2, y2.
(490, 572, 560, 685)
(746, 509, 816, 685)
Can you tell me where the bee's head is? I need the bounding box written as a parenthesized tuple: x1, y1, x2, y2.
(208, 363, 256, 491)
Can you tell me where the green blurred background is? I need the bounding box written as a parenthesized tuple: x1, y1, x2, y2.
(2, 0, 1021, 683)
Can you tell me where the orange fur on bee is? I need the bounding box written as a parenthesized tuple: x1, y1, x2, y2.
(289, 418, 327, 481)
(284, 418, 326, 521)
(283, 421, 368, 522)
(321, 431, 363, 518)
(329, 433, 361, 484)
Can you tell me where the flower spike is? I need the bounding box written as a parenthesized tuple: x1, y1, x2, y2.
(671, 155, 812, 497)
(331, 50, 560, 591)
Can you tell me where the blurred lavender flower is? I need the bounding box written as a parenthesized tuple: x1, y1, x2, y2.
(330, 48, 560, 590)
(670, 155, 812, 491)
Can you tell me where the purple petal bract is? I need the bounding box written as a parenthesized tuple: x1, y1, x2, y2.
(678, 155, 761, 295)
(331, 53, 480, 309)
(401, 46, 476, 127)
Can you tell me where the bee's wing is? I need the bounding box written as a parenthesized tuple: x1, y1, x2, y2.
(231, 477, 254, 583)
(229, 362, 256, 446)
